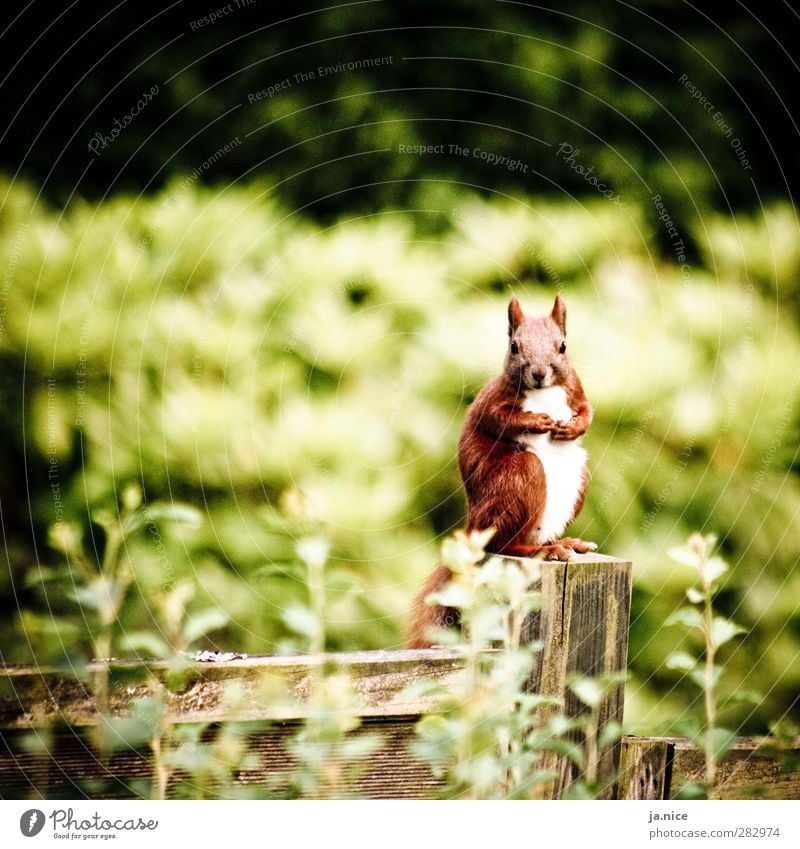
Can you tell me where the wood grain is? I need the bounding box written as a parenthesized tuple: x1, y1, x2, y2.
(521, 555, 633, 798)
(618, 736, 800, 800)
(0, 649, 466, 728)
(0, 719, 443, 800)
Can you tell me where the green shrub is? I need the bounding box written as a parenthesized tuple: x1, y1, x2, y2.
(1, 177, 798, 734)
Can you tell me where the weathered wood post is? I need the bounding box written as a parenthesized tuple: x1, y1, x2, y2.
(618, 736, 800, 800)
(520, 552, 633, 799)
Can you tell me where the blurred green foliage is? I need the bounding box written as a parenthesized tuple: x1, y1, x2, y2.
(2, 3, 797, 223)
(1, 175, 799, 737)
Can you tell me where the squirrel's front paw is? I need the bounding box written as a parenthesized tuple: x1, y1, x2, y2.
(523, 413, 557, 435)
(549, 421, 578, 440)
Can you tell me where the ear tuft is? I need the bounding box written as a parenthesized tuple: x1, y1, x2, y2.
(551, 293, 567, 335)
(508, 296, 524, 335)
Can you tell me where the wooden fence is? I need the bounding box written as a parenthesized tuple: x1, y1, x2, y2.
(1, 555, 797, 800)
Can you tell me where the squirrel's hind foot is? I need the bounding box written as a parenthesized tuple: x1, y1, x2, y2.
(500, 538, 597, 561)
(558, 537, 597, 555)
(546, 537, 597, 559)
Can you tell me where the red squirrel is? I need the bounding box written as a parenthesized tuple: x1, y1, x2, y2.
(408, 293, 596, 648)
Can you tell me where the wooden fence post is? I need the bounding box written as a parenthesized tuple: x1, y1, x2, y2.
(618, 737, 672, 799)
(618, 736, 800, 800)
(520, 553, 633, 799)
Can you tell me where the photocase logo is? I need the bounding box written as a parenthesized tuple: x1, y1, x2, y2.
(14, 807, 159, 839)
(19, 809, 46, 837)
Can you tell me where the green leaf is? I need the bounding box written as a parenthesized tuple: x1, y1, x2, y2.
(701, 726, 737, 761)
(414, 714, 449, 737)
(48, 522, 84, 557)
(598, 720, 623, 749)
(119, 631, 172, 659)
(544, 715, 579, 736)
(467, 603, 506, 643)
(427, 583, 471, 610)
(703, 556, 728, 585)
(668, 545, 701, 569)
(96, 717, 151, 752)
(665, 606, 704, 631)
(671, 717, 700, 739)
(97, 696, 166, 751)
(13, 729, 55, 757)
(128, 696, 167, 730)
(666, 651, 698, 672)
(440, 529, 494, 572)
(517, 769, 557, 794)
(183, 608, 230, 645)
(125, 503, 203, 535)
(424, 625, 462, 647)
(339, 734, 383, 761)
(468, 527, 496, 554)
(561, 781, 592, 799)
(538, 738, 584, 767)
(399, 678, 452, 701)
(163, 662, 193, 693)
(688, 532, 717, 559)
(568, 676, 602, 708)
(295, 536, 331, 570)
(282, 603, 320, 640)
(689, 667, 709, 689)
(768, 718, 800, 740)
(710, 617, 745, 649)
(326, 574, 363, 595)
(122, 482, 143, 512)
(91, 509, 119, 534)
(686, 587, 705, 604)
(149, 503, 203, 527)
(674, 780, 708, 800)
(519, 592, 545, 617)
(473, 556, 505, 587)
(718, 690, 761, 709)
(517, 693, 562, 712)
(25, 565, 67, 588)
(73, 576, 120, 616)
(257, 562, 304, 581)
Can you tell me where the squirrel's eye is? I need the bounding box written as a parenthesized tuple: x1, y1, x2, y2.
(510, 340, 519, 355)
(559, 341, 566, 354)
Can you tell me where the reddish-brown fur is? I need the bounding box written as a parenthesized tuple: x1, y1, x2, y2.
(408, 295, 594, 648)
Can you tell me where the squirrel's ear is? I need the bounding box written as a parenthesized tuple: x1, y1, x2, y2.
(508, 296, 524, 335)
(551, 293, 567, 335)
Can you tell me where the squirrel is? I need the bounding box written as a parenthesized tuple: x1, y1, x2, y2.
(408, 293, 596, 648)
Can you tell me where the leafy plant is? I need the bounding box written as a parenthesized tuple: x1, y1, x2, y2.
(408, 530, 622, 799)
(560, 673, 625, 798)
(43, 483, 203, 711)
(280, 534, 382, 799)
(100, 679, 261, 800)
(120, 578, 231, 659)
(35, 482, 256, 797)
(665, 532, 758, 798)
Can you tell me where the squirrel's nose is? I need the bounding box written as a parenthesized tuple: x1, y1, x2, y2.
(531, 368, 546, 387)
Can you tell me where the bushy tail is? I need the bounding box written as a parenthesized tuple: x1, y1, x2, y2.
(407, 563, 459, 648)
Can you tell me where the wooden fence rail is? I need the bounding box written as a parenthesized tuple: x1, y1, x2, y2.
(1, 554, 797, 800)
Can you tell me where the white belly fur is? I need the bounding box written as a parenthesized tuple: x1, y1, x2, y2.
(518, 386, 587, 544)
